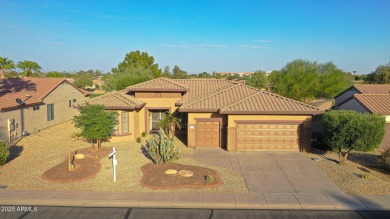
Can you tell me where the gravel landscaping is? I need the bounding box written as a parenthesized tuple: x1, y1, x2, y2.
(0, 121, 247, 193)
(306, 149, 390, 195)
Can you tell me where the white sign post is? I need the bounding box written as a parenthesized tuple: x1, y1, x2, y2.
(108, 147, 117, 182)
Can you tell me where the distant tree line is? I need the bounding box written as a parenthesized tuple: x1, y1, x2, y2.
(1, 54, 388, 101)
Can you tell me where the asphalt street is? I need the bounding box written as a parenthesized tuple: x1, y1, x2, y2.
(1, 206, 390, 219)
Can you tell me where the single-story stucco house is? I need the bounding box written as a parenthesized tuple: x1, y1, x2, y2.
(88, 78, 322, 152)
(0, 78, 90, 144)
(334, 84, 390, 150)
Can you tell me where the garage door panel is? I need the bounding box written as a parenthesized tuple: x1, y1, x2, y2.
(236, 123, 301, 151)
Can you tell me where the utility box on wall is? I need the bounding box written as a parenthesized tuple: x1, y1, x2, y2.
(8, 119, 15, 131)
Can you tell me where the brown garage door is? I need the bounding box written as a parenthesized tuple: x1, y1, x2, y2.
(196, 121, 220, 147)
(236, 123, 300, 151)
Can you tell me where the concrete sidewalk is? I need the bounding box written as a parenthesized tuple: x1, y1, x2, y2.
(0, 190, 390, 210)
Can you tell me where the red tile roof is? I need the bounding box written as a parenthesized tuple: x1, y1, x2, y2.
(0, 92, 43, 111)
(88, 91, 146, 110)
(354, 94, 390, 114)
(0, 78, 89, 111)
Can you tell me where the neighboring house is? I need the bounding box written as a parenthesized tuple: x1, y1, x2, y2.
(88, 78, 322, 152)
(0, 78, 90, 144)
(334, 84, 390, 150)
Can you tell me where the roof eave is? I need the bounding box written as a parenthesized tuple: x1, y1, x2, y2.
(219, 110, 323, 115)
(178, 108, 219, 113)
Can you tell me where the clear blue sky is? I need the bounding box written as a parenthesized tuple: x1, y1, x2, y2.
(1, 0, 389, 74)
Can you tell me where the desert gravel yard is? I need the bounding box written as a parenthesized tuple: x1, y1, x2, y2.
(0, 121, 247, 193)
(307, 149, 390, 195)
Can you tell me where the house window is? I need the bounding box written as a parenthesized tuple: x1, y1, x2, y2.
(73, 99, 76, 103)
(33, 106, 40, 111)
(47, 104, 54, 121)
(178, 112, 188, 129)
(69, 100, 72, 107)
(150, 110, 168, 131)
(121, 112, 129, 134)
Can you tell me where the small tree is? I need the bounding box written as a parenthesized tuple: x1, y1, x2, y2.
(147, 128, 181, 164)
(73, 74, 93, 88)
(323, 110, 386, 164)
(0, 141, 10, 165)
(157, 112, 182, 136)
(73, 103, 118, 149)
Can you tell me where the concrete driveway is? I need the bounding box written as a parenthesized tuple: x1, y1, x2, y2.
(191, 148, 342, 194)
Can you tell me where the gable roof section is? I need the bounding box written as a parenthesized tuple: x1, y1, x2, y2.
(220, 91, 323, 115)
(0, 92, 43, 111)
(353, 84, 390, 94)
(335, 84, 390, 98)
(179, 83, 259, 112)
(126, 77, 189, 92)
(87, 91, 146, 110)
(353, 94, 390, 114)
(0, 78, 90, 99)
(172, 78, 236, 103)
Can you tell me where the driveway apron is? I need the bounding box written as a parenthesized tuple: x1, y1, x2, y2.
(194, 148, 343, 194)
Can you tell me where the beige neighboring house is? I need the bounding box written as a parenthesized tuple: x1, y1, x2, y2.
(334, 84, 390, 150)
(88, 77, 323, 152)
(215, 72, 254, 77)
(0, 78, 90, 144)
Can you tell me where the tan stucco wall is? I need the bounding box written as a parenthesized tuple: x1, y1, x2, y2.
(0, 82, 88, 143)
(136, 94, 181, 133)
(226, 115, 312, 151)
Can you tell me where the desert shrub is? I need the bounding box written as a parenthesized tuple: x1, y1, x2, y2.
(323, 110, 386, 164)
(147, 128, 181, 164)
(205, 175, 214, 183)
(141, 131, 146, 137)
(383, 149, 390, 171)
(136, 137, 141, 143)
(0, 141, 10, 165)
(311, 132, 329, 151)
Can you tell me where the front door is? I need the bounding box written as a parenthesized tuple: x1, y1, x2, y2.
(150, 110, 168, 132)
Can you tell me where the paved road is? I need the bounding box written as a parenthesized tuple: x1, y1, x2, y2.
(1, 206, 390, 219)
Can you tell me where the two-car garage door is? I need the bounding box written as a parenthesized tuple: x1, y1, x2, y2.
(236, 123, 301, 151)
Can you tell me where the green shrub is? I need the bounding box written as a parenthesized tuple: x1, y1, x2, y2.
(141, 131, 146, 137)
(323, 110, 386, 164)
(383, 149, 390, 171)
(205, 175, 214, 183)
(147, 128, 181, 164)
(362, 173, 371, 180)
(136, 137, 141, 143)
(0, 141, 10, 166)
(311, 132, 329, 151)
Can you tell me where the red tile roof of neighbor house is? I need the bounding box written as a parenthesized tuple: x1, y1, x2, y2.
(353, 84, 390, 94)
(335, 84, 390, 98)
(354, 94, 390, 114)
(87, 91, 146, 110)
(0, 78, 90, 111)
(0, 92, 43, 111)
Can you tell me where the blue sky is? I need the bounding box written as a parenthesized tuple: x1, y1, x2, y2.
(1, 0, 389, 74)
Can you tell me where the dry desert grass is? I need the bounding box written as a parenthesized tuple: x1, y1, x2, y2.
(0, 121, 247, 193)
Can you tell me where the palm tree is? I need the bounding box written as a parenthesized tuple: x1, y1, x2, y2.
(17, 60, 42, 77)
(0, 57, 15, 78)
(157, 112, 182, 137)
